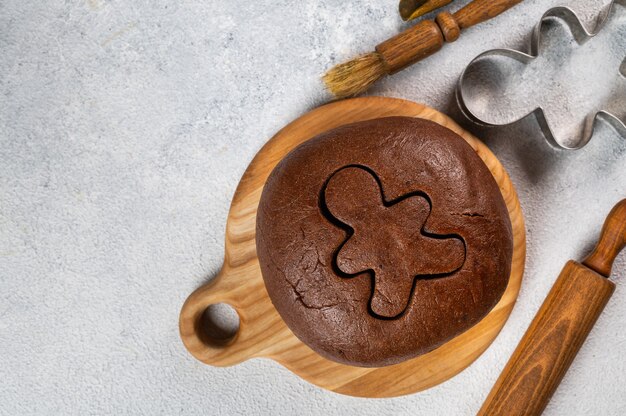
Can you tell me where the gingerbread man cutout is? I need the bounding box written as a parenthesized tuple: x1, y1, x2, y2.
(324, 166, 466, 319)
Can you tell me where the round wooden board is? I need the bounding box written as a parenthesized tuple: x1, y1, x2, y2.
(180, 96, 526, 398)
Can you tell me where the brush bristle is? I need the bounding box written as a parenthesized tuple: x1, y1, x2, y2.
(323, 52, 385, 99)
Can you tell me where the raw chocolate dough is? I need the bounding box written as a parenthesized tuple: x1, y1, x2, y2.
(256, 117, 513, 367)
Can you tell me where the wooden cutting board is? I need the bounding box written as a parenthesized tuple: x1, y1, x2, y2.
(179, 96, 526, 398)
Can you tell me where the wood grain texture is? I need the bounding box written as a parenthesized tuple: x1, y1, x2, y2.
(179, 96, 526, 398)
(453, 0, 524, 29)
(399, 0, 431, 21)
(436, 12, 461, 42)
(376, 20, 444, 74)
(376, 0, 522, 74)
(480, 199, 626, 415)
(583, 199, 626, 277)
(402, 0, 454, 21)
(478, 261, 615, 416)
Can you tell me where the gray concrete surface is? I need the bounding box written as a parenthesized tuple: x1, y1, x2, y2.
(1, 1, 625, 415)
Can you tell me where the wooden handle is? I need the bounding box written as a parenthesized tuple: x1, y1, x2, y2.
(401, 0, 454, 21)
(478, 261, 615, 416)
(179, 269, 234, 353)
(399, 0, 430, 21)
(179, 266, 251, 367)
(376, 20, 444, 74)
(454, 0, 523, 29)
(480, 200, 626, 415)
(583, 199, 626, 277)
(376, 0, 522, 73)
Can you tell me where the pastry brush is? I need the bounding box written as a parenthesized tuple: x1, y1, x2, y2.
(324, 0, 523, 98)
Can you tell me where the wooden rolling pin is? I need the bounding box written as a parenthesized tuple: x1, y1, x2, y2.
(479, 199, 626, 416)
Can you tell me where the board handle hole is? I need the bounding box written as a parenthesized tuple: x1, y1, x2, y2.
(198, 303, 240, 347)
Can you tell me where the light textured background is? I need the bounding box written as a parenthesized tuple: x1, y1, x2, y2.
(1, 0, 625, 415)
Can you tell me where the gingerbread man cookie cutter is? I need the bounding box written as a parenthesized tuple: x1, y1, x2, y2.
(457, 0, 626, 150)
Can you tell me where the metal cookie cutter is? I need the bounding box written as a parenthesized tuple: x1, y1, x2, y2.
(457, 0, 626, 150)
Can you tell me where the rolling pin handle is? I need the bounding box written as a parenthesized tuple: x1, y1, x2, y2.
(583, 199, 626, 278)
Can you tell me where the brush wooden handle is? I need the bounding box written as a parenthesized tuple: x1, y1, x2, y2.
(376, 20, 444, 74)
(376, 0, 523, 73)
(401, 0, 454, 21)
(399, 0, 430, 21)
(479, 199, 626, 416)
(454, 0, 524, 29)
